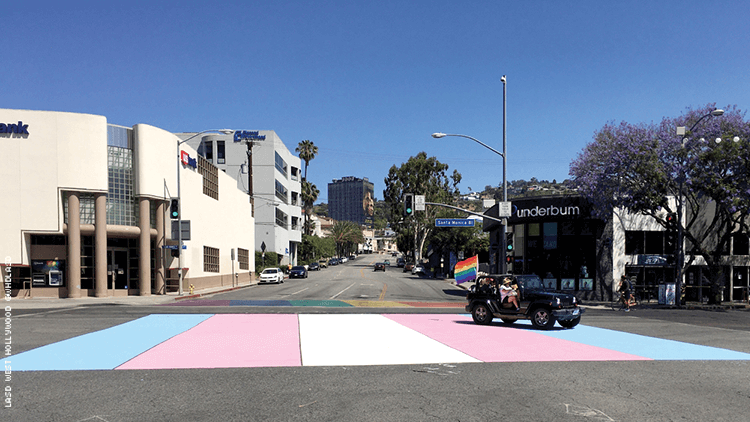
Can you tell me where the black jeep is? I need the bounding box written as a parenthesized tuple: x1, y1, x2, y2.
(465, 274, 584, 329)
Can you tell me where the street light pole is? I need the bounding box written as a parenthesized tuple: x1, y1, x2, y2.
(433, 75, 508, 272)
(674, 108, 723, 306)
(175, 129, 233, 295)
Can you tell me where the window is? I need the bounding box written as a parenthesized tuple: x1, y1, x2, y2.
(238, 248, 249, 270)
(275, 180, 288, 204)
(107, 146, 137, 226)
(733, 233, 749, 255)
(275, 208, 288, 230)
(275, 152, 288, 177)
(645, 231, 664, 254)
(203, 246, 220, 272)
(291, 167, 299, 181)
(625, 231, 644, 255)
(204, 141, 213, 161)
(198, 155, 219, 200)
(217, 141, 225, 164)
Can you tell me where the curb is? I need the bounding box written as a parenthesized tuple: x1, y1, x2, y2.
(174, 283, 256, 301)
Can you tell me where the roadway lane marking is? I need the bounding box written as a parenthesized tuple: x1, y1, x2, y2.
(330, 282, 355, 299)
(117, 314, 301, 369)
(385, 314, 650, 362)
(298, 314, 480, 366)
(379, 283, 387, 300)
(11, 314, 213, 371)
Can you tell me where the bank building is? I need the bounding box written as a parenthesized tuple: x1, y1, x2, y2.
(1, 109, 255, 298)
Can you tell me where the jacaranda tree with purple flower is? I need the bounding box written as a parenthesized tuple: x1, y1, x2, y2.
(570, 104, 750, 304)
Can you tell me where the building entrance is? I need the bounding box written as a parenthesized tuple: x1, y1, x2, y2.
(107, 248, 129, 290)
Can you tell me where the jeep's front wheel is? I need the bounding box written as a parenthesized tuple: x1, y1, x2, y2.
(471, 303, 493, 325)
(531, 308, 556, 329)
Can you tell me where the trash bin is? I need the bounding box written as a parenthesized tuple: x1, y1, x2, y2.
(659, 283, 676, 305)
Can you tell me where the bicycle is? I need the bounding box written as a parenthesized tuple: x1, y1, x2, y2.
(611, 291, 639, 311)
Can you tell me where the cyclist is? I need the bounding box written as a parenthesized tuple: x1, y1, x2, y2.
(618, 275, 632, 312)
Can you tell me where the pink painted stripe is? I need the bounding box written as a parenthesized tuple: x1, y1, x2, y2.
(385, 314, 651, 362)
(117, 314, 301, 369)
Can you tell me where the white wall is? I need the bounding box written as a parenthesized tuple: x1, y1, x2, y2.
(160, 138, 255, 278)
(0, 109, 107, 264)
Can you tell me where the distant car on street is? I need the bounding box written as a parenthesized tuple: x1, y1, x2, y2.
(318, 259, 328, 268)
(340, 257, 348, 263)
(397, 258, 405, 267)
(259, 268, 284, 284)
(289, 266, 308, 278)
(374, 262, 386, 271)
(403, 263, 414, 273)
(412, 264, 425, 275)
(384, 260, 391, 267)
(308, 262, 320, 271)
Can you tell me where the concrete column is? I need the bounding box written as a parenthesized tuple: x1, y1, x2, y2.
(155, 200, 165, 295)
(138, 198, 151, 296)
(67, 192, 81, 298)
(94, 193, 108, 297)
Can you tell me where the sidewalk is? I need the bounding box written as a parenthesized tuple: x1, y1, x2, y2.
(6, 281, 257, 310)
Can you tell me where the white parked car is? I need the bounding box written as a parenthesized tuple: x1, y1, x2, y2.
(259, 267, 284, 284)
(412, 265, 425, 275)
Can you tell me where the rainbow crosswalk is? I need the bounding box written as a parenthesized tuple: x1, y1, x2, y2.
(10, 314, 750, 371)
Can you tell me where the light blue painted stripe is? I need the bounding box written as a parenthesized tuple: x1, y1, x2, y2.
(539, 325, 750, 360)
(10, 314, 213, 371)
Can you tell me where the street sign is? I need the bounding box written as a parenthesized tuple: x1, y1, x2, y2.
(414, 195, 425, 211)
(171, 220, 191, 241)
(435, 218, 475, 227)
(498, 201, 512, 217)
(161, 245, 187, 250)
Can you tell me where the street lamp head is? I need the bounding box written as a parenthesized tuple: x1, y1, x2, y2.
(711, 109, 724, 116)
(431, 133, 447, 139)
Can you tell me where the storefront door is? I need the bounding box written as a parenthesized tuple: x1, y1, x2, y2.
(107, 248, 129, 290)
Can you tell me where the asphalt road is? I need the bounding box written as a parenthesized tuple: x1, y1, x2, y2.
(241, 258, 466, 303)
(5, 259, 750, 422)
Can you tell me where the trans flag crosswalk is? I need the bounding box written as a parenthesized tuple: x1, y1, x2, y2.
(9, 314, 750, 371)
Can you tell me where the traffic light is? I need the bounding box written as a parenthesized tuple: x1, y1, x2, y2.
(170, 198, 180, 220)
(403, 193, 414, 217)
(506, 255, 513, 264)
(665, 212, 677, 253)
(506, 232, 514, 252)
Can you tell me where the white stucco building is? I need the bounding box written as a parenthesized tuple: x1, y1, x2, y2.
(178, 130, 302, 266)
(1, 109, 255, 298)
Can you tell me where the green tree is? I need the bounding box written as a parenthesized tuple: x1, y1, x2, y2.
(301, 180, 319, 236)
(295, 139, 318, 181)
(330, 220, 364, 258)
(299, 234, 336, 263)
(296, 140, 319, 236)
(570, 104, 750, 304)
(383, 152, 461, 261)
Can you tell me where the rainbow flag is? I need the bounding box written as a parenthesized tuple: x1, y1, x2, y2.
(454, 255, 478, 284)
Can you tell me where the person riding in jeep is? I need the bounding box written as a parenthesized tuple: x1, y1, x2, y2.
(500, 277, 520, 311)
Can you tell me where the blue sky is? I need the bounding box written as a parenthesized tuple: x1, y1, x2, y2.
(6, 1, 749, 203)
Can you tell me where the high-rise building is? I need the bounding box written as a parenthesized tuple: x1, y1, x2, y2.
(328, 177, 375, 226)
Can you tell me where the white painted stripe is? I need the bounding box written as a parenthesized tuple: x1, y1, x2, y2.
(298, 314, 480, 366)
(330, 282, 355, 299)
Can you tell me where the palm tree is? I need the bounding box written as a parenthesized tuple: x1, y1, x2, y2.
(295, 140, 318, 181)
(330, 220, 364, 258)
(296, 140, 318, 234)
(301, 180, 319, 235)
